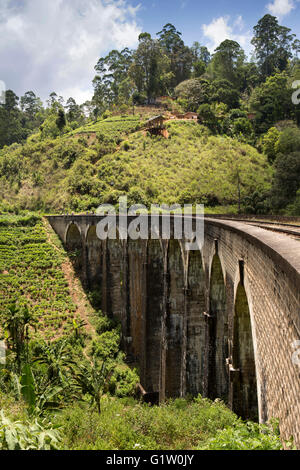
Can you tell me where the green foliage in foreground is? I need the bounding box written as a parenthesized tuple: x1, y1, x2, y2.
(201, 420, 284, 450)
(0, 391, 283, 451)
(0, 410, 61, 450)
(52, 397, 283, 451)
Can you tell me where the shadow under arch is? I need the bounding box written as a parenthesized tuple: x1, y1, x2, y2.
(65, 223, 83, 273)
(86, 225, 103, 294)
(208, 254, 228, 400)
(127, 237, 146, 365)
(165, 240, 185, 398)
(186, 249, 206, 396)
(144, 239, 164, 394)
(232, 284, 258, 421)
(106, 231, 126, 331)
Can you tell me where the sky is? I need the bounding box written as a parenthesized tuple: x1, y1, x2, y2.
(0, 0, 299, 105)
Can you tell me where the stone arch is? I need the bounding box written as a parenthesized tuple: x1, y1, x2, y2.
(165, 240, 185, 398)
(127, 238, 146, 364)
(232, 284, 258, 421)
(65, 222, 81, 247)
(65, 223, 83, 273)
(106, 232, 125, 331)
(186, 249, 206, 396)
(208, 254, 228, 400)
(86, 225, 103, 293)
(144, 239, 164, 393)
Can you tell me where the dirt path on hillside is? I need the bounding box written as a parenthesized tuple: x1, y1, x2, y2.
(43, 218, 96, 338)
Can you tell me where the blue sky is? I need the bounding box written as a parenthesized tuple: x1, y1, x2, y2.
(0, 0, 299, 104)
(136, 0, 300, 52)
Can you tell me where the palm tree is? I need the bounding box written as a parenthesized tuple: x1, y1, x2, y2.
(3, 303, 36, 368)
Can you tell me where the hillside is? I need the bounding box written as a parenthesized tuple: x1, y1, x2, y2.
(0, 115, 272, 214)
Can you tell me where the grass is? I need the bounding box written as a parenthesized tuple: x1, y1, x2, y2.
(52, 396, 283, 450)
(0, 114, 272, 214)
(95, 120, 271, 207)
(0, 390, 284, 450)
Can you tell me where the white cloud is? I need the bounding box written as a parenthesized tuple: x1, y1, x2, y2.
(266, 0, 296, 18)
(0, 0, 142, 104)
(202, 16, 252, 53)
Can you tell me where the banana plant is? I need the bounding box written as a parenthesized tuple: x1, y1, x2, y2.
(33, 339, 76, 386)
(74, 357, 114, 414)
(3, 303, 36, 369)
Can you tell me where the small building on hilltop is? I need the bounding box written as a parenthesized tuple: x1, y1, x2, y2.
(184, 112, 198, 120)
(145, 115, 165, 128)
(247, 112, 256, 121)
(173, 112, 185, 119)
(145, 115, 168, 137)
(145, 115, 165, 132)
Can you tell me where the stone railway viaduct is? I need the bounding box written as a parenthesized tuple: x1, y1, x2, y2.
(47, 215, 300, 447)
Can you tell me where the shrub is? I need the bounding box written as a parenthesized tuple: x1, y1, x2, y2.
(200, 420, 283, 450)
(122, 141, 130, 151)
(109, 366, 139, 397)
(0, 411, 61, 450)
(91, 330, 121, 361)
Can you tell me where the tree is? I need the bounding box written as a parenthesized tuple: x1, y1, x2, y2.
(192, 60, 206, 78)
(129, 33, 168, 102)
(271, 151, 300, 209)
(20, 91, 42, 118)
(210, 79, 240, 109)
(197, 103, 218, 132)
(262, 127, 281, 163)
(191, 42, 211, 65)
(238, 62, 261, 93)
(270, 128, 300, 209)
(47, 92, 64, 110)
(157, 24, 193, 87)
(93, 48, 134, 110)
(4, 90, 19, 112)
(190, 42, 210, 78)
(231, 118, 254, 143)
(275, 127, 300, 154)
(3, 303, 36, 368)
(210, 40, 246, 88)
(251, 15, 296, 79)
(175, 78, 210, 111)
(0, 90, 26, 148)
(56, 109, 66, 132)
(65, 97, 83, 123)
(20, 91, 44, 132)
(249, 72, 292, 133)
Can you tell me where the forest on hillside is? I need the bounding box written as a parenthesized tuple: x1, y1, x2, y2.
(0, 14, 300, 214)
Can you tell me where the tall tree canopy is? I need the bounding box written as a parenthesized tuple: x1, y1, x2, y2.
(210, 40, 246, 88)
(251, 14, 296, 79)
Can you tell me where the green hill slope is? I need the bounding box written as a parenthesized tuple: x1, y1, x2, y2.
(0, 115, 272, 213)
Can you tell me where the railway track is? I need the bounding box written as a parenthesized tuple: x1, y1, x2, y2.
(209, 217, 300, 239)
